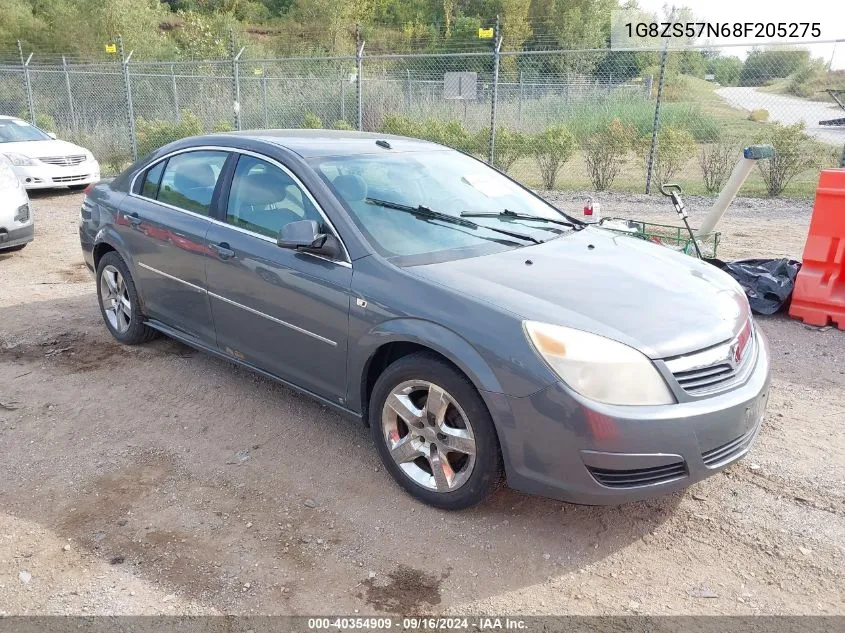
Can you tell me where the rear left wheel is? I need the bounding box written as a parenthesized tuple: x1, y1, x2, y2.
(370, 352, 503, 510)
(96, 252, 158, 345)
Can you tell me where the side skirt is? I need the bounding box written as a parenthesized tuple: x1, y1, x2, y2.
(145, 319, 363, 423)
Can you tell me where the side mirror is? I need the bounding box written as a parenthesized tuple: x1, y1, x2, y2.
(277, 219, 339, 259)
(46, 132, 57, 139)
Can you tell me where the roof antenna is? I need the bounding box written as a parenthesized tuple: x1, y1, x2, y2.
(376, 139, 391, 149)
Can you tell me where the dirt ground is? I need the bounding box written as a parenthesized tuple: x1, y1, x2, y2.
(0, 190, 842, 616)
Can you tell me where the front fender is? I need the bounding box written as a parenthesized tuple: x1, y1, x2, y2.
(349, 317, 526, 487)
(348, 318, 506, 415)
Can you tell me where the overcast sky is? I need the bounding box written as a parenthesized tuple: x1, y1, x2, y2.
(633, 0, 845, 69)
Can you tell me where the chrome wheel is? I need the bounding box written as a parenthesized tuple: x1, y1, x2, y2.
(381, 380, 476, 492)
(99, 264, 131, 333)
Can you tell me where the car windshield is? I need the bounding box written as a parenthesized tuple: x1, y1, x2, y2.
(0, 119, 51, 143)
(310, 150, 574, 263)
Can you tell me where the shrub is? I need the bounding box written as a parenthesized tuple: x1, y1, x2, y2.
(420, 119, 477, 154)
(755, 122, 821, 196)
(532, 125, 576, 190)
(581, 118, 636, 191)
(302, 111, 323, 129)
(135, 109, 203, 156)
(34, 113, 57, 133)
(748, 108, 769, 122)
(211, 120, 234, 133)
(490, 128, 531, 173)
(643, 126, 696, 185)
(378, 114, 420, 137)
(698, 137, 741, 194)
(332, 119, 353, 130)
(379, 116, 478, 153)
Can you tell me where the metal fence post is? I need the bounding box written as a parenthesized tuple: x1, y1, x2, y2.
(62, 55, 76, 131)
(340, 71, 346, 123)
(230, 32, 244, 131)
(645, 46, 668, 195)
(487, 15, 501, 166)
(355, 25, 364, 131)
(261, 66, 269, 128)
(517, 70, 523, 125)
(170, 63, 180, 122)
(17, 41, 35, 124)
(405, 69, 412, 113)
(118, 35, 137, 161)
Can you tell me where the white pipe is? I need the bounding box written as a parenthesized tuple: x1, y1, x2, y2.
(696, 157, 755, 236)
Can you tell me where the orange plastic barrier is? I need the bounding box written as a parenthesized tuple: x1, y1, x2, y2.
(789, 169, 845, 329)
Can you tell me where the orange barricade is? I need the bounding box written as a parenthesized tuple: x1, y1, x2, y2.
(789, 169, 845, 329)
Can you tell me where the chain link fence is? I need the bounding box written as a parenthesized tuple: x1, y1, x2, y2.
(1, 36, 842, 197)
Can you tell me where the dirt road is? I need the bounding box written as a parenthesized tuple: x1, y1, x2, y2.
(716, 86, 845, 146)
(0, 191, 842, 616)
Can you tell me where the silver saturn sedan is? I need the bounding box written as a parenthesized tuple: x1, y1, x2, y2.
(79, 130, 770, 509)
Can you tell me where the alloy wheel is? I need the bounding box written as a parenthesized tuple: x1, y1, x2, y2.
(99, 264, 132, 334)
(381, 380, 477, 492)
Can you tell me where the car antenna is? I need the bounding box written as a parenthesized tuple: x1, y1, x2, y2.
(376, 139, 391, 149)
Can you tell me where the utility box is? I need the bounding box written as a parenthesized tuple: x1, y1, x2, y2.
(444, 72, 477, 100)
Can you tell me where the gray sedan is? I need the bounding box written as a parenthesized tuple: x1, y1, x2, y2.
(79, 130, 770, 509)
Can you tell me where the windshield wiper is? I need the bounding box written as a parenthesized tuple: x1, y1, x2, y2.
(366, 198, 542, 245)
(461, 209, 584, 229)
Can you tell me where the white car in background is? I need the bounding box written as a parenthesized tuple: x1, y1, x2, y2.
(0, 154, 33, 252)
(0, 115, 100, 190)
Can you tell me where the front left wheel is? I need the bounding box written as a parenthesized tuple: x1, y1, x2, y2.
(96, 252, 158, 345)
(369, 352, 503, 510)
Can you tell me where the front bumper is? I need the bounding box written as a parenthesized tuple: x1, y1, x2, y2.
(0, 222, 35, 250)
(488, 331, 771, 505)
(14, 161, 100, 190)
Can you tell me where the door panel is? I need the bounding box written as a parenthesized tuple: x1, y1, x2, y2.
(115, 149, 229, 344)
(205, 225, 352, 402)
(117, 196, 216, 343)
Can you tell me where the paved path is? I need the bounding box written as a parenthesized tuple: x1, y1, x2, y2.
(716, 86, 845, 146)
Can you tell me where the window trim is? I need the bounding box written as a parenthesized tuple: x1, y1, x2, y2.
(138, 159, 167, 199)
(128, 145, 352, 267)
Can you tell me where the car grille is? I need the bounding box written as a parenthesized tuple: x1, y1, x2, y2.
(587, 461, 687, 488)
(52, 174, 89, 183)
(39, 155, 87, 166)
(702, 427, 757, 468)
(665, 320, 755, 396)
(673, 363, 737, 394)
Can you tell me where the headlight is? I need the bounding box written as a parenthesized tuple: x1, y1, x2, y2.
(524, 321, 675, 406)
(14, 203, 30, 223)
(3, 153, 36, 166)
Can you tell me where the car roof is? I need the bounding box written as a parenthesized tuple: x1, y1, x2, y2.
(226, 129, 449, 158)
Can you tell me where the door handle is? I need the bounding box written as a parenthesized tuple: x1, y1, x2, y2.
(211, 242, 235, 259)
(127, 212, 143, 226)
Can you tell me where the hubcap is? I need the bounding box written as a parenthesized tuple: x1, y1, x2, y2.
(381, 380, 476, 492)
(99, 265, 131, 334)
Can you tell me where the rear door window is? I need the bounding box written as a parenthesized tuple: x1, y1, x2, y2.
(156, 151, 228, 216)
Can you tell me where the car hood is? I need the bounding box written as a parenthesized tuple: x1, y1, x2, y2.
(409, 227, 750, 359)
(0, 139, 90, 159)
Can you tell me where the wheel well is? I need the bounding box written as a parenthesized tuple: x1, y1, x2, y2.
(361, 342, 465, 426)
(93, 242, 116, 270)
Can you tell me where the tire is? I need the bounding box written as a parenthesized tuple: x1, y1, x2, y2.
(370, 352, 503, 510)
(96, 252, 158, 345)
(0, 243, 26, 253)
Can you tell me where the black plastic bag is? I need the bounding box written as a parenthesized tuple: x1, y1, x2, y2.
(707, 258, 802, 315)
